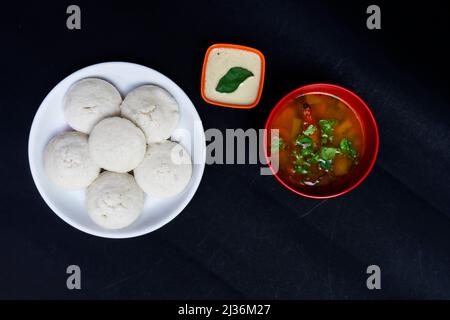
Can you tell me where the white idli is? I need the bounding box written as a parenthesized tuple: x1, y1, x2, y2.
(134, 140, 192, 198)
(44, 131, 100, 189)
(121, 85, 179, 143)
(64, 78, 122, 133)
(89, 117, 146, 173)
(86, 172, 144, 229)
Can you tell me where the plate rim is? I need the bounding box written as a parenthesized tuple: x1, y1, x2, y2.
(28, 61, 206, 239)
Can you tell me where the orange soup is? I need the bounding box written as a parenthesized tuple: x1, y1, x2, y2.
(268, 93, 364, 192)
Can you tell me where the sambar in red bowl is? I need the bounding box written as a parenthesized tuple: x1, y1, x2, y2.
(264, 84, 379, 199)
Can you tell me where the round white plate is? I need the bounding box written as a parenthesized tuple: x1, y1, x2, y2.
(28, 62, 206, 238)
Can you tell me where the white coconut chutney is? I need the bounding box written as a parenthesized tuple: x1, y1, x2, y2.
(203, 47, 262, 106)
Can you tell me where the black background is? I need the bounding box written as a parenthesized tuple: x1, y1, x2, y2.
(1, 0, 450, 299)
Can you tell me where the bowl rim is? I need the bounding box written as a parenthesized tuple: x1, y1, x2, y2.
(200, 43, 265, 109)
(28, 61, 206, 238)
(264, 83, 379, 199)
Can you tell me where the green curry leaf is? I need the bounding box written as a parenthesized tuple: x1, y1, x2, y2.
(215, 67, 254, 93)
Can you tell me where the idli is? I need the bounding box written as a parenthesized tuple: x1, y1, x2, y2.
(121, 85, 179, 143)
(64, 78, 122, 133)
(86, 172, 144, 229)
(44, 131, 100, 189)
(89, 117, 146, 173)
(134, 140, 192, 198)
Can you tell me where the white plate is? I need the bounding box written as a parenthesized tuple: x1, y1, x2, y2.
(28, 62, 206, 238)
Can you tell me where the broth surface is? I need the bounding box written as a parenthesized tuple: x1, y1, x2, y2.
(269, 93, 363, 191)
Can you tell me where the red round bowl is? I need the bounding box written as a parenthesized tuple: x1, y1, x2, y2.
(264, 84, 379, 199)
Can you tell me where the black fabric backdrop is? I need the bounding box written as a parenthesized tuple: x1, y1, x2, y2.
(1, 0, 449, 299)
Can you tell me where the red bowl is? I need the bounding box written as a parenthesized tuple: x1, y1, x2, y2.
(264, 84, 379, 199)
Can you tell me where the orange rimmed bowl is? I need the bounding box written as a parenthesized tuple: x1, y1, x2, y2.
(200, 43, 265, 109)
